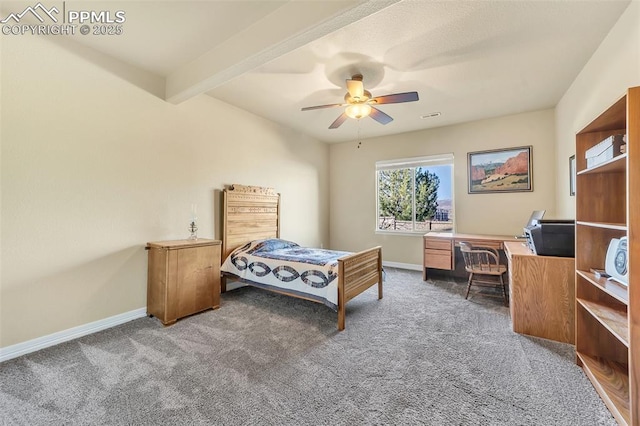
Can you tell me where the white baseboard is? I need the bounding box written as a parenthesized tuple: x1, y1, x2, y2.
(0, 308, 147, 363)
(382, 261, 423, 271)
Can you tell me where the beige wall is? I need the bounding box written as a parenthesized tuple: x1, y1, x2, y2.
(328, 109, 556, 266)
(555, 1, 640, 218)
(0, 35, 329, 348)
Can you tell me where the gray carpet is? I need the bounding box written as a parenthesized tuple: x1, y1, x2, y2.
(0, 268, 615, 425)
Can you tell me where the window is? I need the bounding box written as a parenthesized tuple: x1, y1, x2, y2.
(376, 154, 454, 233)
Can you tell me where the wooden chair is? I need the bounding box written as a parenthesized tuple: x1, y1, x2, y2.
(459, 242, 508, 306)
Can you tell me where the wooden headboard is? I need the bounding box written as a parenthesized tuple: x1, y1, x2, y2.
(222, 184, 281, 261)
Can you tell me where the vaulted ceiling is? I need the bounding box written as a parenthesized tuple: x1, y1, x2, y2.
(3, 0, 630, 142)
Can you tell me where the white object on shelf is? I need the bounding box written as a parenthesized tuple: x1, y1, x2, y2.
(585, 134, 625, 168)
(605, 237, 628, 286)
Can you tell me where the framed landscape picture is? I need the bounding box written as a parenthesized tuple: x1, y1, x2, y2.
(468, 146, 532, 194)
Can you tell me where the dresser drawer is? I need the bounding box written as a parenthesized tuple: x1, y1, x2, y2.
(424, 249, 453, 270)
(424, 238, 453, 251)
(467, 240, 503, 251)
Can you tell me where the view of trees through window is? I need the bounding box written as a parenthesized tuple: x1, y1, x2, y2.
(377, 162, 454, 233)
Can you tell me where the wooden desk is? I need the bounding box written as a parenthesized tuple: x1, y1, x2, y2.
(423, 232, 519, 280)
(504, 241, 575, 344)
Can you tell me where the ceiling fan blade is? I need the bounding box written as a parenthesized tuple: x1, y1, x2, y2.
(346, 79, 364, 99)
(329, 113, 349, 129)
(371, 92, 419, 105)
(301, 103, 344, 111)
(370, 106, 394, 125)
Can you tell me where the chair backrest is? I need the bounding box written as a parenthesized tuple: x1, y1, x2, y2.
(459, 242, 501, 273)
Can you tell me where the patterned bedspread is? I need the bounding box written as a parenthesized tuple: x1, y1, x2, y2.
(220, 239, 350, 310)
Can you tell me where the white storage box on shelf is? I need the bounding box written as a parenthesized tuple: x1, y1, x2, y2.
(585, 134, 626, 168)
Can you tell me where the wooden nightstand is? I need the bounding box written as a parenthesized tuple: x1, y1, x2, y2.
(146, 238, 221, 325)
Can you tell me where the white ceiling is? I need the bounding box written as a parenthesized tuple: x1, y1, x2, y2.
(3, 0, 630, 143)
(207, 0, 630, 143)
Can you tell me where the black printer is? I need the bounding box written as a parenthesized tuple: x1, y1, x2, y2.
(524, 220, 575, 257)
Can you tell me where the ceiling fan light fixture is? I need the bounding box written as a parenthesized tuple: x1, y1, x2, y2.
(301, 75, 418, 129)
(345, 103, 372, 120)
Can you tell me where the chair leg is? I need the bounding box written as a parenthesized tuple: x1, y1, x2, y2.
(465, 273, 473, 299)
(500, 275, 508, 306)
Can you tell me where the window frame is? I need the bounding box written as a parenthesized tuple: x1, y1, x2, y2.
(375, 153, 455, 235)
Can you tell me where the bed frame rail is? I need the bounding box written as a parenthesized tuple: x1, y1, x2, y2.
(337, 246, 383, 330)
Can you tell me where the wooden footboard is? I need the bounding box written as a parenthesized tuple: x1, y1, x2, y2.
(337, 246, 383, 330)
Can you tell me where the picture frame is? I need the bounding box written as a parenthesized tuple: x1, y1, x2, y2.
(569, 155, 576, 196)
(468, 146, 533, 194)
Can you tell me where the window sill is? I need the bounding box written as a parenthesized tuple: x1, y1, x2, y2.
(374, 230, 428, 237)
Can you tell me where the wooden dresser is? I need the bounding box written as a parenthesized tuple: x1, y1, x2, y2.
(504, 241, 575, 344)
(146, 239, 221, 325)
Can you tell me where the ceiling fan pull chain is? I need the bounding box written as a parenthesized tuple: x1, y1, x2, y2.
(357, 120, 362, 149)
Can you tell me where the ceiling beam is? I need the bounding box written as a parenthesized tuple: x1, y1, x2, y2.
(165, 0, 399, 104)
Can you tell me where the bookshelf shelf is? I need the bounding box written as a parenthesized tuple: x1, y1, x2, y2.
(577, 298, 629, 347)
(576, 221, 627, 231)
(578, 153, 627, 175)
(577, 270, 629, 305)
(577, 352, 630, 426)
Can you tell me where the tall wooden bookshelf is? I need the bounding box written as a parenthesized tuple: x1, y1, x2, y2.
(575, 86, 639, 426)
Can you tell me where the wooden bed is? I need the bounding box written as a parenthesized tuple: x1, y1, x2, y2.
(221, 184, 383, 330)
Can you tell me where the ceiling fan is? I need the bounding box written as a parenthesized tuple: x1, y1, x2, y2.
(301, 74, 419, 129)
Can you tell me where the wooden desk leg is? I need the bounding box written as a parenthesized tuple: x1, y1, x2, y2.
(423, 267, 428, 281)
